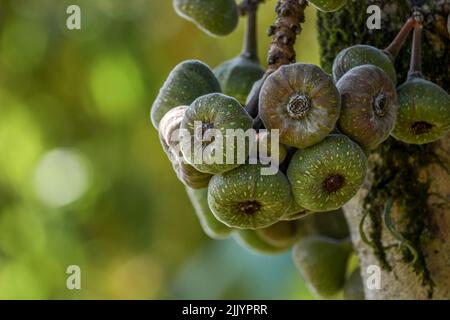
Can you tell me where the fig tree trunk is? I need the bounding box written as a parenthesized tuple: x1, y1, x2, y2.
(318, 0, 450, 299)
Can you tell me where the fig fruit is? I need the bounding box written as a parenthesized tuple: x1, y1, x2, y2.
(297, 209, 350, 240)
(293, 236, 352, 297)
(159, 106, 212, 189)
(235, 228, 290, 255)
(392, 77, 450, 144)
(307, 0, 347, 12)
(208, 164, 292, 229)
(173, 0, 239, 37)
(215, 56, 265, 105)
(287, 134, 367, 212)
(180, 93, 253, 174)
(151, 60, 221, 129)
(259, 63, 341, 149)
(343, 267, 365, 300)
(336, 65, 398, 150)
(255, 220, 301, 248)
(186, 187, 233, 239)
(333, 45, 397, 84)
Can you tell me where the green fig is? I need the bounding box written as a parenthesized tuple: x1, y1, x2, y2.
(392, 23, 450, 144)
(343, 267, 365, 300)
(337, 65, 398, 150)
(256, 220, 301, 248)
(293, 236, 352, 297)
(159, 106, 212, 189)
(173, 0, 239, 37)
(287, 134, 367, 212)
(307, 0, 347, 12)
(180, 93, 253, 174)
(234, 229, 290, 255)
(392, 77, 450, 144)
(296, 209, 350, 240)
(332, 45, 397, 84)
(208, 164, 292, 229)
(259, 63, 341, 149)
(186, 187, 233, 239)
(214, 56, 265, 105)
(151, 60, 221, 129)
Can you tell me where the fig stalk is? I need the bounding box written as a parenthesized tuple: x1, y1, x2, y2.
(384, 17, 416, 60)
(408, 22, 423, 79)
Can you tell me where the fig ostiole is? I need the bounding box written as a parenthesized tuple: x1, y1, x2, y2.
(259, 63, 341, 149)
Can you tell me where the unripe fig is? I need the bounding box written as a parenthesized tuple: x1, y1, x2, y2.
(151, 60, 221, 129)
(259, 63, 341, 149)
(293, 236, 352, 297)
(180, 93, 253, 174)
(392, 77, 450, 144)
(297, 209, 350, 240)
(287, 134, 367, 212)
(256, 220, 301, 248)
(186, 187, 233, 239)
(392, 23, 450, 144)
(215, 56, 265, 105)
(208, 164, 292, 229)
(159, 106, 212, 189)
(281, 199, 311, 221)
(343, 267, 365, 300)
(333, 45, 397, 84)
(235, 229, 290, 255)
(307, 0, 347, 12)
(336, 65, 398, 150)
(173, 0, 239, 37)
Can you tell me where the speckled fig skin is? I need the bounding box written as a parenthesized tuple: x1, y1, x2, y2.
(337, 65, 398, 150)
(173, 0, 239, 37)
(151, 60, 221, 129)
(256, 220, 301, 248)
(208, 164, 292, 229)
(392, 77, 450, 144)
(159, 106, 212, 189)
(287, 134, 367, 212)
(307, 0, 347, 12)
(215, 56, 265, 105)
(343, 267, 365, 300)
(180, 93, 253, 174)
(259, 63, 341, 149)
(186, 187, 233, 240)
(234, 229, 290, 255)
(332, 45, 397, 84)
(293, 236, 352, 298)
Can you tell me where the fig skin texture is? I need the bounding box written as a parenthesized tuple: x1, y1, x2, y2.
(392, 77, 450, 145)
(332, 45, 397, 84)
(180, 93, 253, 174)
(337, 65, 398, 150)
(343, 267, 365, 300)
(159, 106, 212, 189)
(208, 164, 292, 229)
(151, 60, 221, 129)
(215, 56, 265, 105)
(307, 0, 347, 12)
(173, 0, 239, 37)
(259, 63, 341, 149)
(186, 187, 233, 240)
(287, 134, 367, 212)
(293, 236, 352, 298)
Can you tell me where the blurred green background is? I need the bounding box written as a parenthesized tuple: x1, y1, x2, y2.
(0, 0, 321, 299)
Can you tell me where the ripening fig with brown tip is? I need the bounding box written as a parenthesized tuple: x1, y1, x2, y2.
(337, 64, 398, 150)
(259, 63, 341, 149)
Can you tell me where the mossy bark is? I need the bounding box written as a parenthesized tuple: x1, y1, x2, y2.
(318, 0, 450, 299)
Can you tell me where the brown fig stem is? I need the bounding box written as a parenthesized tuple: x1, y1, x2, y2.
(384, 17, 416, 60)
(244, 0, 307, 118)
(408, 23, 424, 79)
(241, 1, 259, 62)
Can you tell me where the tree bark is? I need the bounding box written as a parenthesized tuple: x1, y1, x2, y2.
(318, 0, 450, 299)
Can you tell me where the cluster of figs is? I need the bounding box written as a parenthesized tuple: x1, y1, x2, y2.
(151, 0, 450, 298)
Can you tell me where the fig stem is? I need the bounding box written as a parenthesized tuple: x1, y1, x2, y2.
(241, 1, 259, 62)
(408, 22, 423, 79)
(384, 17, 416, 60)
